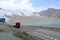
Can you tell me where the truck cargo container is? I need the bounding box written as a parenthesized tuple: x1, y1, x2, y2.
(0, 18, 5, 22)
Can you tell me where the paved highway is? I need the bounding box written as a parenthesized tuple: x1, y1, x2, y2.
(3, 24, 60, 40)
(20, 26, 60, 40)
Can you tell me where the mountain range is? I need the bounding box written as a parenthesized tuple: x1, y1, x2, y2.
(0, 8, 60, 24)
(0, 8, 60, 18)
(34, 8, 60, 18)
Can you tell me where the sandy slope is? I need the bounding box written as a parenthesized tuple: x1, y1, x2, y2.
(6, 15, 60, 25)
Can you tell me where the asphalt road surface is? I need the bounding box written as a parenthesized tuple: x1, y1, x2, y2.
(1, 24, 60, 40)
(20, 26, 60, 40)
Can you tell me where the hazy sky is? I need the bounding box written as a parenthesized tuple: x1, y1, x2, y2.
(0, 0, 60, 18)
(0, 0, 60, 12)
(30, 0, 60, 8)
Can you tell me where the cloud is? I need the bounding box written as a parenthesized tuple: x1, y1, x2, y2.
(0, 0, 35, 12)
(0, 0, 60, 16)
(0, 0, 36, 16)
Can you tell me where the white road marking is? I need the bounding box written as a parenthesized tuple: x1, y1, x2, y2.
(26, 32, 47, 40)
(30, 31, 58, 40)
(54, 39, 58, 40)
(50, 37, 54, 39)
(22, 28, 59, 40)
(45, 39, 48, 40)
(33, 32, 53, 38)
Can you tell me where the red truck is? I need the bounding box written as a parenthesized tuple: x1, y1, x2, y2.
(13, 22, 20, 28)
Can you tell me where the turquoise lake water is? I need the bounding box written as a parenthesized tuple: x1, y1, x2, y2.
(31, 24, 60, 28)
